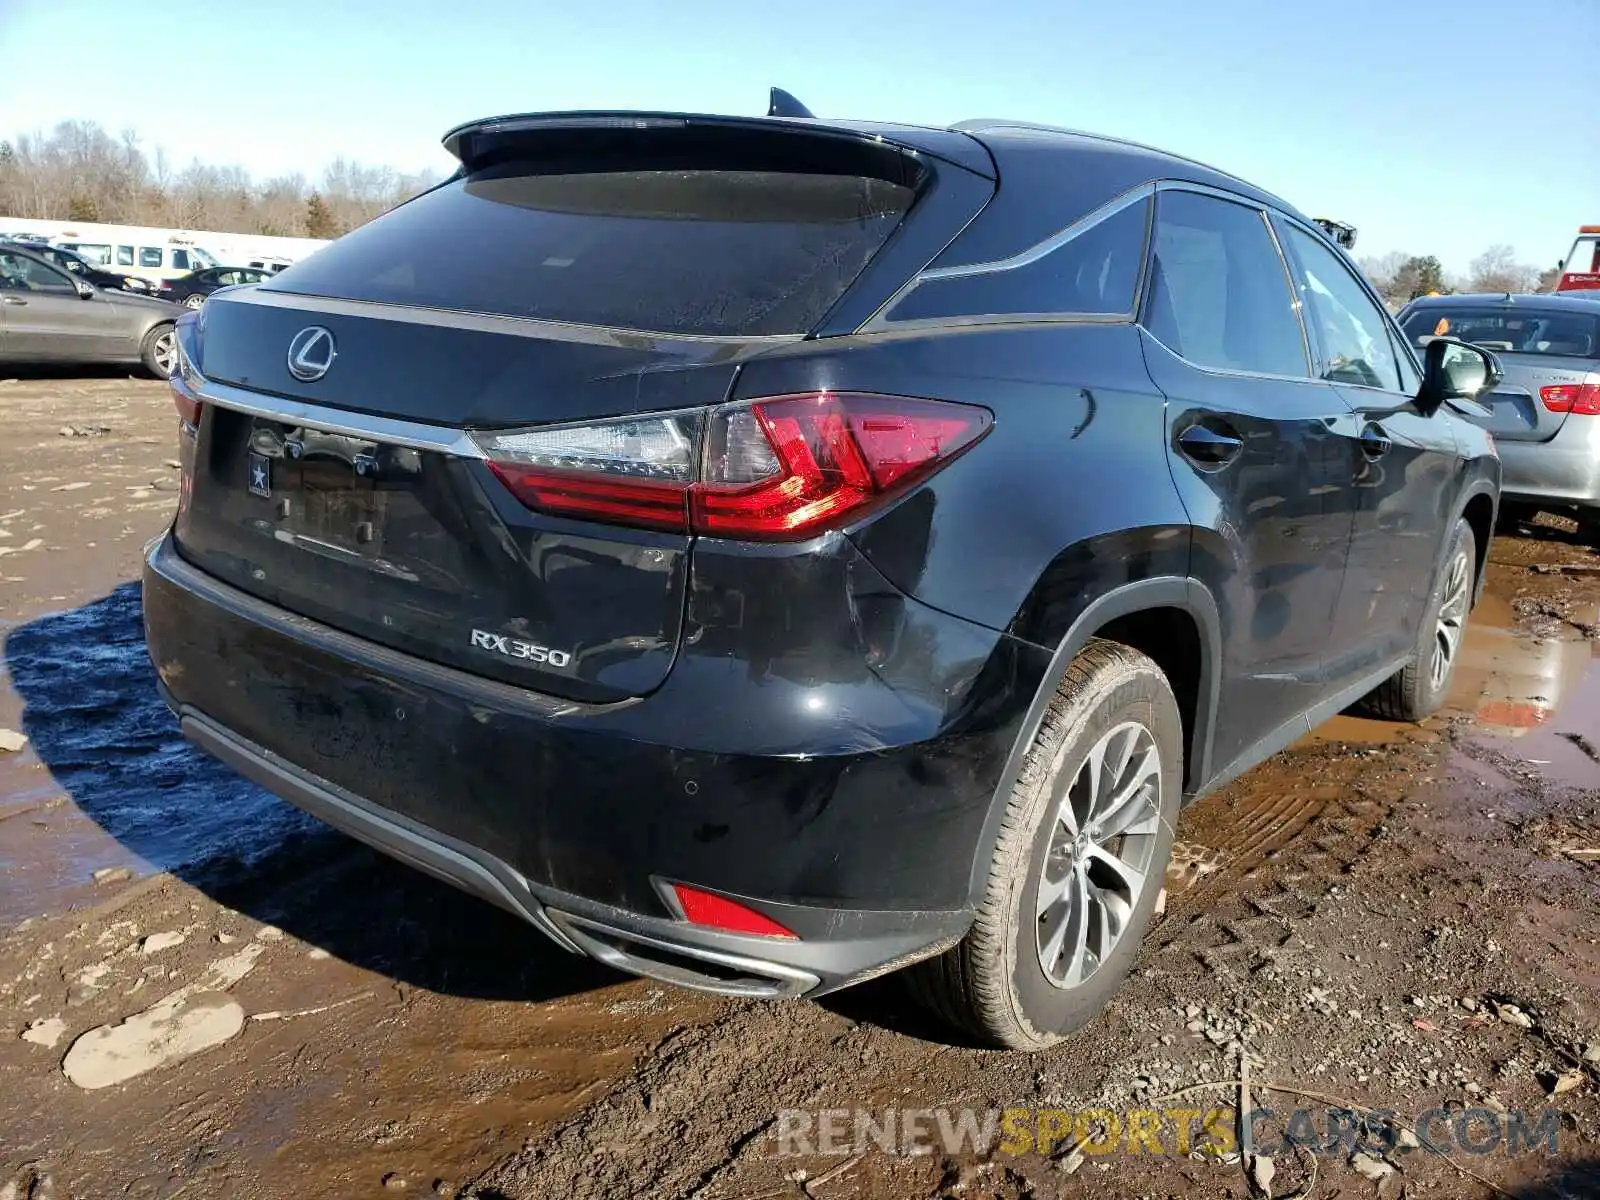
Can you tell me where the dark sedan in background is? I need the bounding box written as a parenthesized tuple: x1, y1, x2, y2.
(0, 243, 184, 375)
(1399, 293, 1600, 543)
(157, 266, 276, 310)
(0, 240, 159, 296)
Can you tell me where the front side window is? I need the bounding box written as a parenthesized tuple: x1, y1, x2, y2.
(0, 252, 74, 292)
(172, 249, 190, 270)
(1282, 225, 1401, 391)
(1143, 190, 1308, 377)
(884, 194, 1150, 324)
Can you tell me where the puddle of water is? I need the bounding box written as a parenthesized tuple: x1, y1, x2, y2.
(1308, 594, 1600, 786)
(0, 585, 321, 924)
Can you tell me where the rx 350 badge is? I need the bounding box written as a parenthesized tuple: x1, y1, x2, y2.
(470, 629, 572, 669)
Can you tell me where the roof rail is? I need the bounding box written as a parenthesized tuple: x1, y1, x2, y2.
(953, 119, 1270, 198)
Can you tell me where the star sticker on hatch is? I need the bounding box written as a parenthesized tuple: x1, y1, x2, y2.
(248, 452, 272, 498)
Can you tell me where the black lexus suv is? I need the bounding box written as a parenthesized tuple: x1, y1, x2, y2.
(143, 105, 1502, 1048)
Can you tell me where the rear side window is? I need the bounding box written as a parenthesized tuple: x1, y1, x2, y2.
(139, 247, 163, 268)
(1400, 307, 1599, 359)
(1144, 191, 1308, 377)
(882, 194, 1150, 324)
(116, 245, 135, 266)
(267, 168, 915, 337)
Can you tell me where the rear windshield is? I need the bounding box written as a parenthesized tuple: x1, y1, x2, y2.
(266, 167, 915, 337)
(1401, 307, 1600, 359)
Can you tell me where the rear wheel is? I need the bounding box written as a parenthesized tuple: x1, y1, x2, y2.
(907, 639, 1181, 1049)
(1362, 517, 1475, 722)
(183, 293, 205, 310)
(139, 324, 176, 378)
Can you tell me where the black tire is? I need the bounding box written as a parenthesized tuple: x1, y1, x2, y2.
(907, 638, 1182, 1049)
(1495, 502, 1535, 536)
(1577, 509, 1600, 548)
(1361, 517, 1475, 722)
(139, 323, 176, 379)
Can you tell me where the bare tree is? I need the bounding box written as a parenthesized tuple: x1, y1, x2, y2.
(0, 119, 439, 237)
(1467, 244, 1538, 295)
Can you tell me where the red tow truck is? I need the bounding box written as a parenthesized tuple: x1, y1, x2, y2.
(1555, 226, 1600, 293)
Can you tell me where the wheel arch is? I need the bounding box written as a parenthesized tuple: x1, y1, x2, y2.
(1459, 485, 1496, 607)
(964, 575, 1222, 907)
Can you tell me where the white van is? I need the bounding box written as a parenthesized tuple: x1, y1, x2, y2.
(51, 238, 219, 284)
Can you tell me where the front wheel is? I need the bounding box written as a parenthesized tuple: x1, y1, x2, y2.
(139, 324, 176, 379)
(1362, 517, 1475, 722)
(907, 638, 1181, 1049)
(1577, 508, 1600, 548)
(183, 293, 205, 310)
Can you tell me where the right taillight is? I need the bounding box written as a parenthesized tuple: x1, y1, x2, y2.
(474, 393, 992, 541)
(1540, 383, 1600, 416)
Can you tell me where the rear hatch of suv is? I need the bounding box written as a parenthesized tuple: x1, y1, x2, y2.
(1399, 303, 1600, 443)
(171, 115, 993, 703)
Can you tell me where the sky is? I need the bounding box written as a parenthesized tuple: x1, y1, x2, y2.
(2, 0, 1595, 273)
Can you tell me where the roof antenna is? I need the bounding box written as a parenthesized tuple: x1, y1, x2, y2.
(768, 88, 815, 119)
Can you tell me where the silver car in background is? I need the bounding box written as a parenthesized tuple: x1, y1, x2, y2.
(1399, 293, 1600, 543)
(0, 244, 183, 376)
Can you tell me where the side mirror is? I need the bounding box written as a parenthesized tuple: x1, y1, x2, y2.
(1417, 336, 1502, 416)
(74, 279, 95, 299)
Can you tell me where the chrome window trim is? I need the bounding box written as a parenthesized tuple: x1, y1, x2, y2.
(860, 184, 1155, 334)
(228, 286, 805, 350)
(189, 373, 487, 458)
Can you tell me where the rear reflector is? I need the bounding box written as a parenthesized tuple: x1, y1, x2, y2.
(1540, 383, 1600, 416)
(670, 884, 797, 939)
(475, 393, 991, 540)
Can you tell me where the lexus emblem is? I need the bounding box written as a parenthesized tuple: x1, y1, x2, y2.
(286, 326, 337, 382)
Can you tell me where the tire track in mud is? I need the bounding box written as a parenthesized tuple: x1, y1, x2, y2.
(1151, 737, 1449, 992)
(466, 739, 1453, 1200)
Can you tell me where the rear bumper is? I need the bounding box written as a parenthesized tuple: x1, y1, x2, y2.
(1497, 416, 1600, 507)
(144, 533, 1041, 994)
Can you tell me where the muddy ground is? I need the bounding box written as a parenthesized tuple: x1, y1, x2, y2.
(0, 374, 1596, 1200)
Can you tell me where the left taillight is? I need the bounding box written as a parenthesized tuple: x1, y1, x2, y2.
(473, 393, 992, 541)
(169, 337, 203, 430)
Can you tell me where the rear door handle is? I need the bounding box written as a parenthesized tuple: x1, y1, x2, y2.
(1177, 423, 1244, 467)
(1360, 423, 1392, 459)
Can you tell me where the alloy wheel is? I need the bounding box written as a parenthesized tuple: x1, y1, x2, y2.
(1430, 548, 1471, 690)
(152, 330, 176, 376)
(1035, 720, 1162, 988)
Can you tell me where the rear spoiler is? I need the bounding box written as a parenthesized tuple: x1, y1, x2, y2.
(440, 110, 995, 180)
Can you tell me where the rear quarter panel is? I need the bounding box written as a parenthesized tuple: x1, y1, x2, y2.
(733, 323, 1192, 641)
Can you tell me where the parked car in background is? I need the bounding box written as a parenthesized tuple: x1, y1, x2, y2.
(1399, 293, 1600, 543)
(144, 104, 1502, 1049)
(245, 257, 295, 275)
(0, 240, 159, 295)
(158, 266, 277, 309)
(0, 243, 182, 375)
(51, 236, 217, 287)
